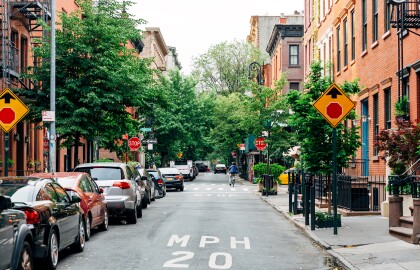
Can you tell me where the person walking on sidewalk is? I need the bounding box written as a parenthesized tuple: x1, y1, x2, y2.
(228, 162, 238, 186)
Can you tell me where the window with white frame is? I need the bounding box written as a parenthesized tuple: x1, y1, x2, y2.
(289, 45, 299, 66)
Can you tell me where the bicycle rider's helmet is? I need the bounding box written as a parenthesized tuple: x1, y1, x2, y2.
(232, 162, 236, 165)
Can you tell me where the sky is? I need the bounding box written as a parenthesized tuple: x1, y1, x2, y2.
(129, 0, 304, 74)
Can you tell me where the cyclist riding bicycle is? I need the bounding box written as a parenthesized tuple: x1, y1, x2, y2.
(228, 162, 238, 186)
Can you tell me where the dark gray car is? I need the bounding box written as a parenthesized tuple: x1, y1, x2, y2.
(0, 195, 33, 270)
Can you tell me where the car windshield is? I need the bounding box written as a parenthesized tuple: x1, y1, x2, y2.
(75, 167, 124, 180)
(0, 184, 35, 202)
(55, 177, 77, 188)
(159, 168, 180, 175)
(148, 171, 159, 178)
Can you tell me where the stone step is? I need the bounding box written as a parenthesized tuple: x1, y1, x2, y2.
(389, 226, 413, 243)
(400, 216, 414, 229)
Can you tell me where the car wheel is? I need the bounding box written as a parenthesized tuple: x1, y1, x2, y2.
(44, 229, 59, 270)
(18, 240, 33, 270)
(151, 189, 156, 201)
(127, 204, 137, 224)
(85, 215, 91, 241)
(136, 201, 143, 218)
(180, 186, 184, 192)
(142, 193, 149, 209)
(98, 209, 109, 231)
(71, 218, 85, 253)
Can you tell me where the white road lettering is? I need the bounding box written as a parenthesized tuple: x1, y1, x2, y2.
(167, 235, 190, 247)
(163, 251, 194, 268)
(208, 252, 232, 269)
(199, 236, 220, 248)
(230, 237, 250, 249)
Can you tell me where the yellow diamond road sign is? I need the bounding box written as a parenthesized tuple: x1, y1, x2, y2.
(0, 88, 30, 133)
(313, 83, 355, 128)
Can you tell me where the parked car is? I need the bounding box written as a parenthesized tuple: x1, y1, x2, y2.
(74, 162, 143, 224)
(0, 195, 33, 270)
(158, 167, 184, 191)
(214, 164, 227, 174)
(196, 162, 208, 172)
(136, 167, 156, 207)
(175, 164, 194, 181)
(278, 168, 296, 185)
(192, 163, 199, 178)
(0, 177, 85, 270)
(30, 172, 109, 240)
(146, 169, 167, 197)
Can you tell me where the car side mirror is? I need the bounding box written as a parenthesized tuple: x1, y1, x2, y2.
(0, 195, 12, 212)
(71, 195, 82, 203)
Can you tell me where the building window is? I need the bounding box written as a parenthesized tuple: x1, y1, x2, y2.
(373, 94, 379, 155)
(323, 42, 326, 76)
(384, 1, 391, 32)
(351, 10, 355, 60)
(290, 82, 299, 91)
(362, 0, 368, 51)
(384, 88, 391, 129)
(344, 18, 348, 67)
(373, 0, 378, 42)
(289, 45, 299, 65)
(336, 26, 341, 72)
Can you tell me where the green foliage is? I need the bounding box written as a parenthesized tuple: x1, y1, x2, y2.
(192, 40, 266, 96)
(269, 164, 285, 180)
(18, 0, 153, 167)
(394, 96, 409, 117)
(253, 163, 268, 178)
(285, 61, 361, 174)
(315, 211, 341, 221)
(95, 158, 113, 163)
(375, 119, 420, 174)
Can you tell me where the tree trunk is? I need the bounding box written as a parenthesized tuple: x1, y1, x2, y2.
(73, 133, 81, 169)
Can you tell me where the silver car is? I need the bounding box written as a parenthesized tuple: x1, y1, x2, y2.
(74, 162, 143, 224)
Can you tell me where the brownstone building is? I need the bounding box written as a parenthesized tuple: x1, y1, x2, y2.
(304, 0, 420, 178)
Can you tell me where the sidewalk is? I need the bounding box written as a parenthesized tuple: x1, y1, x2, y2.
(239, 179, 420, 270)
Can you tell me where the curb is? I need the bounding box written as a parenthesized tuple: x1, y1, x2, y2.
(258, 194, 358, 270)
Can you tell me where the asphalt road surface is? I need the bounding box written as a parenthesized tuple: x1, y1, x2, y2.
(55, 172, 336, 270)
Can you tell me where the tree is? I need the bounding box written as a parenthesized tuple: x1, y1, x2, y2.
(285, 61, 361, 174)
(149, 70, 213, 166)
(375, 119, 420, 175)
(18, 0, 154, 166)
(191, 40, 266, 96)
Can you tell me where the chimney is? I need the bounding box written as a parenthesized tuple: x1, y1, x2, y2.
(279, 17, 287, 24)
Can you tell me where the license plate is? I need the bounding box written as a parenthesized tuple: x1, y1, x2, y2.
(166, 177, 174, 181)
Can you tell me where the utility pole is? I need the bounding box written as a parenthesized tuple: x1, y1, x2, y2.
(49, 0, 56, 173)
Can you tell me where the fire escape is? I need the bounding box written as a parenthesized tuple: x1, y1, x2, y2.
(1, 0, 51, 89)
(389, 0, 420, 99)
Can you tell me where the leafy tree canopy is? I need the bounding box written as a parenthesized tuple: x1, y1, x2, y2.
(286, 61, 361, 174)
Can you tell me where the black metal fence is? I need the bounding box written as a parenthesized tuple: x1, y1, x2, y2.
(290, 172, 387, 212)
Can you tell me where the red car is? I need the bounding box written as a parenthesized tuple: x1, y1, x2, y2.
(30, 172, 108, 240)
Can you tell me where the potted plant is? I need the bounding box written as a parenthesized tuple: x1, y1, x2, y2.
(7, 158, 14, 167)
(394, 96, 409, 121)
(315, 211, 341, 228)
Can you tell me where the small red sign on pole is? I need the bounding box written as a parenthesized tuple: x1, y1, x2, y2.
(254, 137, 267, 151)
(128, 137, 141, 151)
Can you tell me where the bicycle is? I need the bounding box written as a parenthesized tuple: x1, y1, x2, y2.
(229, 173, 236, 187)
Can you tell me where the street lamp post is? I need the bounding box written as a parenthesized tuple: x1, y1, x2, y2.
(248, 62, 265, 163)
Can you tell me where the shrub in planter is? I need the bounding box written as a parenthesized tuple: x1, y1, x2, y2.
(315, 211, 341, 228)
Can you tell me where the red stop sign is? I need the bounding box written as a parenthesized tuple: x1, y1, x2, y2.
(128, 137, 141, 151)
(326, 102, 342, 119)
(255, 137, 267, 151)
(0, 108, 15, 124)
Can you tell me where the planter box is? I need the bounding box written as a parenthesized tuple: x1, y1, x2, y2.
(315, 218, 341, 228)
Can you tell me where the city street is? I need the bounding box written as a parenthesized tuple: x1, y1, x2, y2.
(56, 172, 335, 270)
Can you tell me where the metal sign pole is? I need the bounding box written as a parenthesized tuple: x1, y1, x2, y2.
(49, 0, 56, 174)
(4, 133, 9, 176)
(332, 127, 338, 235)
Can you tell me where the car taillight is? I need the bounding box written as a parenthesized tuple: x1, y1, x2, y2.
(157, 179, 163, 185)
(113, 181, 131, 189)
(175, 175, 183, 180)
(23, 209, 41, 225)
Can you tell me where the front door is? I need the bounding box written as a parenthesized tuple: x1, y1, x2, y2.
(361, 99, 369, 176)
